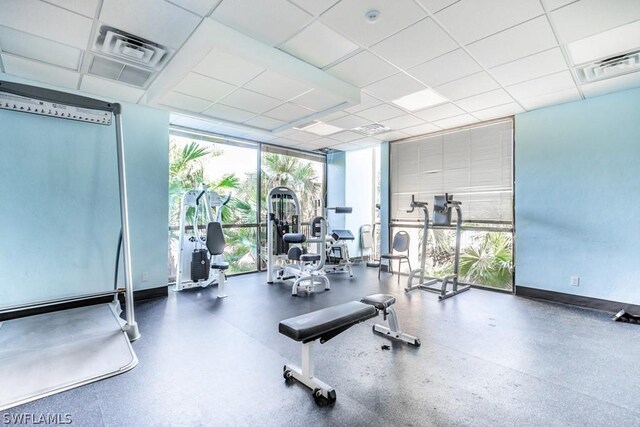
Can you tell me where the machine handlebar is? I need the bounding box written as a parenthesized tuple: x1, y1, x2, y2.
(406, 194, 428, 213)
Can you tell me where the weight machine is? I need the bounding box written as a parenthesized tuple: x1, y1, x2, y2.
(324, 206, 354, 277)
(266, 187, 329, 296)
(174, 184, 231, 297)
(405, 194, 471, 301)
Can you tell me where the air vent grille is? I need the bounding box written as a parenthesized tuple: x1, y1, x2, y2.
(94, 25, 172, 70)
(575, 50, 640, 83)
(353, 123, 391, 135)
(88, 56, 153, 88)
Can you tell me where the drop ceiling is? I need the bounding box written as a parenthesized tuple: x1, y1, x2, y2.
(0, 0, 639, 152)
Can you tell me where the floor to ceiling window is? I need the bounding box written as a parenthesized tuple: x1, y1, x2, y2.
(168, 128, 326, 280)
(389, 119, 514, 291)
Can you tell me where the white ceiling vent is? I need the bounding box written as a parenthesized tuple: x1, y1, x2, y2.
(89, 26, 174, 88)
(353, 123, 392, 135)
(575, 51, 640, 83)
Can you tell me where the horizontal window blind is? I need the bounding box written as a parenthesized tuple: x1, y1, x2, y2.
(390, 119, 513, 223)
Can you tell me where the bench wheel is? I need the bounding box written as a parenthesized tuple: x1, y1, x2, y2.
(411, 339, 421, 347)
(283, 369, 292, 380)
(313, 388, 337, 405)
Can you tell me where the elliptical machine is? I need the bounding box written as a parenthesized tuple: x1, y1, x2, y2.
(405, 194, 470, 301)
(174, 184, 231, 297)
(266, 186, 330, 296)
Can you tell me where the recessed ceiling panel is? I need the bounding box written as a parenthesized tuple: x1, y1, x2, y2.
(413, 103, 465, 121)
(435, 0, 544, 45)
(408, 49, 482, 87)
(243, 115, 286, 130)
(0, 26, 82, 70)
(211, 0, 313, 46)
(203, 103, 256, 122)
(363, 73, 425, 101)
(456, 89, 514, 112)
(1, 54, 80, 90)
(432, 114, 479, 129)
(263, 102, 314, 122)
(291, 89, 345, 111)
(370, 18, 457, 69)
(506, 70, 576, 99)
(0, 0, 93, 49)
(159, 91, 213, 112)
(174, 72, 237, 102)
(490, 48, 568, 86)
(327, 51, 398, 88)
(401, 123, 441, 136)
(435, 72, 500, 101)
(244, 70, 312, 101)
(80, 74, 145, 103)
(320, 0, 427, 47)
(356, 103, 405, 122)
(194, 49, 266, 86)
(380, 115, 426, 130)
(279, 21, 359, 68)
(550, 0, 640, 43)
(466, 16, 558, 68)
(219, 88, 281, 114)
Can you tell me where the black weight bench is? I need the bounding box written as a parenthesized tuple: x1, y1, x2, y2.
(279, 294, 420, 403)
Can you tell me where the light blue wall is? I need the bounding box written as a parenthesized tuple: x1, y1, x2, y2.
(515, 87, 640, 304)
(345, 148, 375, 257)
(326, 151, 345, 230)
(380, 142, 390, 264)
(0, 74, 168, 307)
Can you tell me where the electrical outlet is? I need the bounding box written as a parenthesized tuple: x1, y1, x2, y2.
(141, 272, 149, 282)
(570, 276, 580, 286)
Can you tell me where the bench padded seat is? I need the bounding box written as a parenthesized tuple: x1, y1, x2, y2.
(279, 301, 377, 343)
(361, 294, 395, 310)
(300, 253, 321, 262)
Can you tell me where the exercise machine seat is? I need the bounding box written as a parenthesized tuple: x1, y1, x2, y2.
(279, 301, 377, 343)
(331, 230, 354, 241)
(283, 233, 306, 244)
(360, 294, 396, 310)
(300, 253, 321, 262)
(211, 262, 229, 270)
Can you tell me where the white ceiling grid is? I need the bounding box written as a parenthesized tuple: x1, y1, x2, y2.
(0, 0, 638, 152)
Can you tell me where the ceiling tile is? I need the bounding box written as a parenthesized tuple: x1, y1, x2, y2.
(219, 88, 281, 114)
(435, 72, 500, 100)
(330, 131, 363, 142)
(363, 73, 425, 101)
(289, 0, 340, 16)
(0, 26, 82, 70)
(166, 0, 220, 16)
(466, 16, 558, 68)
(567, 20, 640, 65)
(270, 137, 300, 148)
(291, 89, 344, 111)
(414, 103, 465, 121)
(44, 0, 99, 17)
(456, 88, 514, 112)
(377, 130, 410, 142)
(174, 73, 237, 102)
(328, 142, 359, 151)
(344, 93, 383, 114)
(432, 114, 479, 129)
(327, 51, 398, 88)
(244, 70, 312, 101)
(100, 0, 201, 49)
(1, 54, 79, 89)
(244, 115, 286, 130)
(435, 0, 543, 45)
(581, 72, 640, 99)
(203, 103, 256, 122)
(321, 110, 349, 122)
(287, 130, 320, 143)
(80, 75, 144, 103)
(356, 103, 406, 122)
(550, 0, 640, 43)
(507, 70, 576, 99)
(518, 87, 581, 110)
(263, 102, 314, 121)
(320, 0, 426, 47)
(170, 115, 219, 132)
(379, 114, 426, 130)
(540, 0, 575, 11)
(490, 48, 568, 86)
(0, 0, 92, 49)
(401, 123, 441, 136)
(416, 0, 458, 13)
(408, 49, 482, 87)
(211, 0, 312, 46)
(279, 21, 359, 68)
(194, 49, 265, 86)
(370, 18, 457, 69)
(472, 102, 524, 120)
(326, 114, 370, 129)
(159, 91, 212, 112)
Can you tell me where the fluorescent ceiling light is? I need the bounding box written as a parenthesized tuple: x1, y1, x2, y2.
(567, 20, 640, 65)
(304, 122, 344, 136)
(392, 89, 448, 111)
(293, 120, 320, 130)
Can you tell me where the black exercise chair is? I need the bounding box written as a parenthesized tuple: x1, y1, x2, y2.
(206, 222, 229, 298)
(378, 231, 411, 285)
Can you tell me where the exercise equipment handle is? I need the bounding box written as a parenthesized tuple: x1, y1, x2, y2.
(406, 195, 428, 213)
